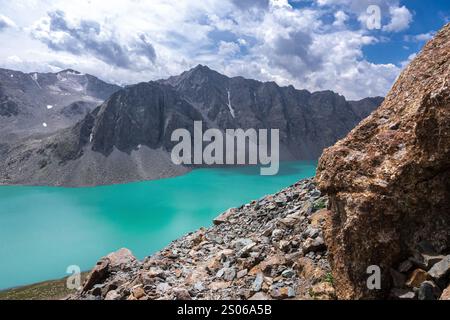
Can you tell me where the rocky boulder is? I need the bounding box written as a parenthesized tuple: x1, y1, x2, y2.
(316, 23, 450, 299)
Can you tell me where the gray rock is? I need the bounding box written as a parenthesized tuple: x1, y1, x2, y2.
(156, 282, 171, 294)
(390, 288, 416, 300)
(428, 256, 450, 282)
(271, 229, 284, 241)
(104, 290, 121, 300)
(194, 282, 205, 292)
(237, 269, 248, 279)
(252, 273, 264, 292)
(223, 268, 237, 281)
(398, 260, 413, 273)
(302, 237, 326, 254)
(282, 269, 296, 278)
(418, 281, 440, 300)
(173, 288, 192, 300)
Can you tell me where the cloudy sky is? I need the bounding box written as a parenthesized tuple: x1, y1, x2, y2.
(0, 0, 448, 99)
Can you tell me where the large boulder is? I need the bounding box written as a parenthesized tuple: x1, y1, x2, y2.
(316, 23, 450, 299)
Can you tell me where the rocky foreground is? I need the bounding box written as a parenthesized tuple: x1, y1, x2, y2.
(71, 179, 336, 300)
(317, 22, 450, 299)
(71, 178, 450, 300)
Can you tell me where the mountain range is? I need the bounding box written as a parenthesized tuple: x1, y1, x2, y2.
(0, 65, 383, 186)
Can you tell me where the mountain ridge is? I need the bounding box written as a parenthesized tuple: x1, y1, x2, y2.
(0, 66, 383, 186)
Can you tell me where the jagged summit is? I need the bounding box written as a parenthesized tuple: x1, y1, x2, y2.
(0, 65, 382, 186)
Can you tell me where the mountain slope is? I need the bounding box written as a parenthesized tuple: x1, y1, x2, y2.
(1, 67, 382, 186)
(0, 82, 201, 186)
(0, 68, 121, 142)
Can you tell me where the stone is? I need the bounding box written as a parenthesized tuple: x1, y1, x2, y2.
(194, 282, 205, 292)
(156, 282, 171, 294)
(107, 248, 137, 270)
(173, 288, 192, 300)
(303, 227, 320, 239)
(252, 273, 264, 292)
(260, 255, 287, 274)
(397, 260, 413, 273)
(223, 268, 237, 281)
(147, 267, 165, 279)
(209, 281, 230, 291)
(238, 242, 257, 258)
(409, 253, 446, 270)
(213, 208, 236, 225)
(406, 269, 429, 288)
(309, 209, 330, 228)
(418, 281, 439, 300)
(237, 269, 248, 279)
(309, 282, 336, 300)
(278, 214, 300, 228)
(316, 24, 450, 299)
(302, 237, 326, 254)
(390, 268, 406, 288)
(270, 286, 295, 299)
(249, 292, 271, 300)
(390, 289, 416, 300)
(233, 238, 254, 251)
(440, 285, 450, 300)
(105, 290, 121, 300)
(299, 201, 313, 216)
(279, 240, 291, 252)
(131, 286, 146, 299)
(428, 256, 450, 283)
(82, 258, 109, 292)
(282, 269, 295, 278)
(271, 229, 284, 241)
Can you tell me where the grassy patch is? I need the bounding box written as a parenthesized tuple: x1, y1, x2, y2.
(324, 272, 334, 285)
(0, 273, 88, 300)
(313, 198, 327, 211)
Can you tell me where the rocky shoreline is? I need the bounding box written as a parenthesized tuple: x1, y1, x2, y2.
(71, 179, 336, 300)
(70, 177, 450, 301)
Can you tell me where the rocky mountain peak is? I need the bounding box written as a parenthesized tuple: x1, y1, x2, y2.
(316, 23, 450, 299)
(88, 81, 203, 156)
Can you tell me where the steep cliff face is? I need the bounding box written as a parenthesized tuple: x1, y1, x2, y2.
(89, 82, 203, 155)
(316, 23, 450, 299)
(164, 65, 380, 160)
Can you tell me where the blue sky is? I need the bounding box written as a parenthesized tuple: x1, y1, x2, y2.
(363, 0, 450, 64)
(0, 0, 448, 99)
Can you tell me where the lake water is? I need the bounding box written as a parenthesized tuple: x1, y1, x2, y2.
(0, 161, 316, 290)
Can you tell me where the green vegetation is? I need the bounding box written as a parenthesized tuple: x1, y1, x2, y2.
(313, 198, 327, 211)
(0, 273, 88, 300)
(324, 272, 334, 285)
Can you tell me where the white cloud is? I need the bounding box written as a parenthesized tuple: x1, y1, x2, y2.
(333, 10, 349, 27)
(404, 32, 435, 42)
(382, 5, 413, 32)
(0, 0, 411, 99)
(218, 41, 240, 56)
(0, 14, 16, 30)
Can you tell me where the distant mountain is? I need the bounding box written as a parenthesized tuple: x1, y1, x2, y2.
(163, 65, 384, 159)
(0, 66, 383, 186)
(0, 68, 121, 142)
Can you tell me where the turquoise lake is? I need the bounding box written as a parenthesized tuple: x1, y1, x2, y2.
(0, 161, 316, 290)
